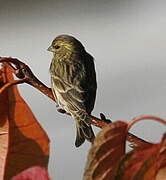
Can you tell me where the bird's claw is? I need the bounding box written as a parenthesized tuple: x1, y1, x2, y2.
(57, 108, 66, 114)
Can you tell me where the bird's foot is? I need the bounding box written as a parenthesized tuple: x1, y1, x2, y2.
(57, 108, 66, 114)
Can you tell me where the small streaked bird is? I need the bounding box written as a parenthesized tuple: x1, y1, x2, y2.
(48, 35, 97, 147)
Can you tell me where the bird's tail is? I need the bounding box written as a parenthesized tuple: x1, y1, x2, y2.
(74, 113, 95, 147)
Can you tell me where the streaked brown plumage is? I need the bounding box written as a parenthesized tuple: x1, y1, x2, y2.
(48, 34, 97, 147)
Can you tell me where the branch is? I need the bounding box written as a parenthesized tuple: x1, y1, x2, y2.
(0, 57, 150, 147)
(0, 57, 55, 101)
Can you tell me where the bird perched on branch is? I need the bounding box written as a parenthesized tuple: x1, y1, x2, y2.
(48, 34, 97, 147)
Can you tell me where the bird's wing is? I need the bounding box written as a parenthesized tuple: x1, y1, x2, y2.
(83, 53, 97, 113)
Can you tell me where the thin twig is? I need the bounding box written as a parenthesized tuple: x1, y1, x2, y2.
(0, 79, 27, 94)
(128, 115, 166, 131)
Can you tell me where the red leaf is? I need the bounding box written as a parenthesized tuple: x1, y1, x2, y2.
(11, 166, 51, 180)
(83, 121, 128, 180)
(0, 64, 50, 179)
(116, 121, 166, 180)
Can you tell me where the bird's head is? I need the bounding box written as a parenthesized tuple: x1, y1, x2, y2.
(47, 35, 85, 59)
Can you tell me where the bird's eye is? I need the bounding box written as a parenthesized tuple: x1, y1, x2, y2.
(54, 45, 60, 49)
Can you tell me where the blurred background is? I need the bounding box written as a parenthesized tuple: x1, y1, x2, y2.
(0, 0, 166, 179)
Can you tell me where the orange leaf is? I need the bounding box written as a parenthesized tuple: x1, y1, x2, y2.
(83, 121, 127, 180)
(0, 64, 50, 180)
(115, 133, 166, 180)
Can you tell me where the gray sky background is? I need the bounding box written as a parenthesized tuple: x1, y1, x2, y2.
(0, 0, 166, 179)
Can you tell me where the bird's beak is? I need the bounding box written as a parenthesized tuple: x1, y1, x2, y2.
(47, 45, 54, 52)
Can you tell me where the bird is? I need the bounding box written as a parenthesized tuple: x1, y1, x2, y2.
(48, 34, 97, 147)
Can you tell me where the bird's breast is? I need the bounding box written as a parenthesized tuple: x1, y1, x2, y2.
(50, 58, 84, 85)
